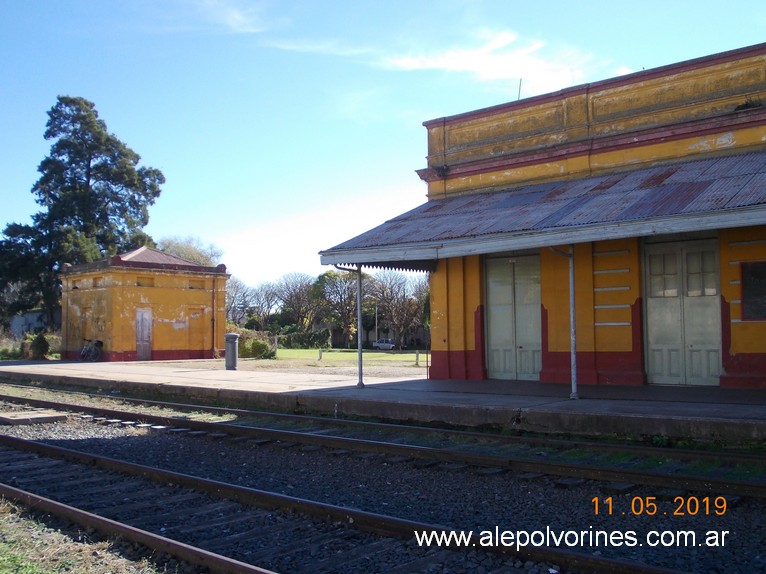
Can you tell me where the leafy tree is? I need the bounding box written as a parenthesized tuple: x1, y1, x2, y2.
(226, 276, 255, 325)
(0, 282, 38, 329)
(316, 269, 362, 348)
(412, 273, 431, 347)
(244, 282, 279, 331)
(369, 270, 425, 348)
(158, 235, 222, 266)
(32, 96, 164, 253)
(121, 230, 157, 252)
(0, 96, 164, 323)
(274, 272, 324, 333)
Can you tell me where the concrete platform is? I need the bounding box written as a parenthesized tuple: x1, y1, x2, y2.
(0, 360, 765, 443)
(0, 409, 68, 425)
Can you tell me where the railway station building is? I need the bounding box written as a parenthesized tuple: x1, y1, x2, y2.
(61, 246, 229, 361)
(320, 42, 766, 389)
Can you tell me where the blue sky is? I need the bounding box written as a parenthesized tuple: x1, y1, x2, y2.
(2, 1, 765, 286)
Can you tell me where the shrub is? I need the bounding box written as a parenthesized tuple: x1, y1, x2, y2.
(278, 329, 330, 349)
(240, 337, 275, 359)
(0, 329, 22, 360)
(44, 332, 62, 358)
(225, 324, 276, 359)
(28, 333, 50, 360)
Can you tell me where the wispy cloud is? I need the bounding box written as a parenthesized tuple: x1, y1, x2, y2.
(265, 37, 378, 59)
(194, 0, 271, 34)
(382, 29, 596, 96)
(255, 27, 606, 119)
(266, 27, 600, 98)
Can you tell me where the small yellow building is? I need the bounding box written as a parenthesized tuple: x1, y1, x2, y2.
(61, 246, 228, 361)
(321, 42, 766, 389)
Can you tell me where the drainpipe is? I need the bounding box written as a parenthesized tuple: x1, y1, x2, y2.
(211, 275, 216, 358)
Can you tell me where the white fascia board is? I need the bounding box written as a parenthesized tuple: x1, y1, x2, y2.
(319, 244, 441, 265)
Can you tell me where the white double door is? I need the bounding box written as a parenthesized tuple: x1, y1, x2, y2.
(486, 256, 542, 380)
(644, 241, 721, 385)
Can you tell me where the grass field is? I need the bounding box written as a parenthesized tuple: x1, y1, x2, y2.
(274, 348, 429, 366)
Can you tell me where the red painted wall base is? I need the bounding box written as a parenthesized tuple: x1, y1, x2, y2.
(63, 349, 223, 361)
(539, 351, 646, 386)
(429, 349, 485, 380)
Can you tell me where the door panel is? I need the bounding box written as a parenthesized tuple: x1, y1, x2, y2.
(486, 256, 541, 380)
(645, 242, 721, 385)
(188, 308, 205, 356)
(683, 249, 721, 385)
(486, 259, 515, 379)
(514, 257, 542, 379)
(136, 308, 152, 361)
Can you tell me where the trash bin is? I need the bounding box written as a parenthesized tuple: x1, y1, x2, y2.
(225, 333, 240, 370)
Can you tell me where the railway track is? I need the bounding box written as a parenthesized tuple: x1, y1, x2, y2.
(0, 435, 680, 574)
(0, 390, 764, 499)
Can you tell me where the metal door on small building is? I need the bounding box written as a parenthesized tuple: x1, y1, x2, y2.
(188, 307, 205, 356)
(136, 308, 152, 361)
(644, 241, 721, 385)
(486, 256, 542, 380)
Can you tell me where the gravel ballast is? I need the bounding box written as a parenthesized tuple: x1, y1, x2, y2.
(1, 412, 763, 574)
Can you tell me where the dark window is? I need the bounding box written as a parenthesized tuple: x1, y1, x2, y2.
(741, 262, 766, 320)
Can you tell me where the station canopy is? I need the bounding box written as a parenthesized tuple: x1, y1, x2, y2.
(319, 150, 766, 271)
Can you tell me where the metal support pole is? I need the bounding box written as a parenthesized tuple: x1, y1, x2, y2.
(569, 244, 578, 400)
(356, 264, 364, 388)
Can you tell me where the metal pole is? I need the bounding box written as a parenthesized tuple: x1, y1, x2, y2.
(569, 244, 578, 399)
(356, 264, 364, 388)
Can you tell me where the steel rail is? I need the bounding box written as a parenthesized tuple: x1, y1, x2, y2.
(0, 482, 276, 574)
(1, 388, 764, 465)
(0, 434, 685, 574)
(1, 393, 764, 498)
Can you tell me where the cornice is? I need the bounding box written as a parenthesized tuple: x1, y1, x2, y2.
(423, 42, 766, 129)
(417, 106, 766, 184)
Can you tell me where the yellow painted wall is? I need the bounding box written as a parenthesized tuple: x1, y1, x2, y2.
(429, 255, 485, 378)
(423, 48, 766, 197)
(62, 272, 110, 351)
(720, 225, 766, 354)
(541, 239, 642, 353)
(421, 45, 766, 385)
(62, 267, 227, 360)
(430, 256, 482, 353)
(592, 239, 642, 353)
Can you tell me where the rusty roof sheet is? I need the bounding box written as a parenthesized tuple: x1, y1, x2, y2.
(320, 150, 766, 268)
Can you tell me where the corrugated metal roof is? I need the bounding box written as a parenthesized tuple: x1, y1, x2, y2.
(320, 151, 766, 268)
